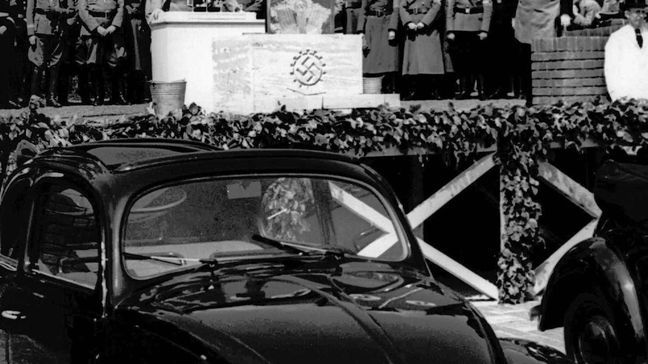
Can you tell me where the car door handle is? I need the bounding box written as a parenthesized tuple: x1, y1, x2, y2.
(1, 310, 26, 320)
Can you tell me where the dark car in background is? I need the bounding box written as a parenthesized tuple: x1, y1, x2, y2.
(537, 159, 648, 364)
(0, 139, 568, 363)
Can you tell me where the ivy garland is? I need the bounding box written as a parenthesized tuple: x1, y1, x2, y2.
(2, 98, 648, 303)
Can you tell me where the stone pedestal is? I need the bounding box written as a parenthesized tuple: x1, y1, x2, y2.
(149, 12, 265, 110)
(212, 34, 400, 114)
(151, 16, 400, 114)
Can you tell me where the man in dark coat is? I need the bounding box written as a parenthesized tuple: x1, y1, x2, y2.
(56, 0, 80, 105)
(26, 0, 74, 106)
(345, 0, 363, 33)
(484, 0, 515, 98)
(446, 0, 492, 99)
(9, 0, 28, 107)
(124, 0, 150, 103)
(400, 0, 444, 99)
(77, 0, 127, 105)
(0, 0, 17, 108)
(358, 0, 400, 92)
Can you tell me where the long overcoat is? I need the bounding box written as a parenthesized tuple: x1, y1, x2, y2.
(400, 0, 444, 75)
(357, 0, 400, 74)
(123, 0, 150, 73)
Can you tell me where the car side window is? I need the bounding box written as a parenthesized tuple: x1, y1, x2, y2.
(27, 183, 100, 289)
(0, 178, 32, 264)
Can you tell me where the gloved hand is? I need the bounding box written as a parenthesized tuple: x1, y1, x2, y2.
(149, 8, 164, 23)
(361, 33, 369, 52)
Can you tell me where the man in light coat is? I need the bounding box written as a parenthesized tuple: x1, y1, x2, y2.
(604, 0, 648, 101)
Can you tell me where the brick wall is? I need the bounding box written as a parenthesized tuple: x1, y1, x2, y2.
(531, 37, 609, 104)
(530, 21, 626, 104)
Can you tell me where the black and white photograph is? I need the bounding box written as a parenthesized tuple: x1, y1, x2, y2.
(0, 0, 648, 361)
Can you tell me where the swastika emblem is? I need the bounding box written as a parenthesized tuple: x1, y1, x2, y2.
(290, 50, 326, 87)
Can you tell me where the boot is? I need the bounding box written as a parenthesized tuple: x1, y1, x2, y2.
(57, 63, 70, 106)
(402, 76, 417, 100)
(457, 76, 473, 99)
(91, 66, 104, 106)
(142, 75, 151, 103)
(46, 65, 62, 107)
(30, 66, 43, 99)
(128, 71, 147, 104)
(109, 67, 128, 105)
(127, 71, 137, 104)
(476, 74, 486, 101)
(78, 66, 92, 105)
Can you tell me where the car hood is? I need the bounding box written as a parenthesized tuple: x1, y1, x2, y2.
(120, 260, 502, 364)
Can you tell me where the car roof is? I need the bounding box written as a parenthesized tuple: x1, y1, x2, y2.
(32, 139, 360, 176)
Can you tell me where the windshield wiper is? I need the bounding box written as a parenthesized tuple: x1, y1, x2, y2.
(251, 234, 316, 255)
(251, 234, 355, 259)
(123, 252, 186, 266)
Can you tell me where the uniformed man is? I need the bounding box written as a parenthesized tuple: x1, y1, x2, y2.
(484, 0, 515, 98)
(358, 0, 400, 92)
(26, 0, 74, 107)
(9, 0, 28, 107)
(400, 0, 445, 99)
(56, 0, 79, 105)
(77, 0, 127, 105)
(0, 0, 16, 108)
(124, 0, 150, 103)
(445, 0, 492, 99)
(345, 0, 363, 33)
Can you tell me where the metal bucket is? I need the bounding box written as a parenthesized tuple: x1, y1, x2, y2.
(149, 80, 187, 117)
(363, 76, 383, 94)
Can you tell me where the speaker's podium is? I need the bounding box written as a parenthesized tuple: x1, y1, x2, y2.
(149, 12, 265, 112)
(150, 11, 399, 114)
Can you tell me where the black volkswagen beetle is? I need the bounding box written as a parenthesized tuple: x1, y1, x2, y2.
(537, 158, 648, 364)
(0, 139, 567, 363)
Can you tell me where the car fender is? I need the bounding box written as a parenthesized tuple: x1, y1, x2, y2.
(109, 308, 270, 364)
(538, 236, 645, 358)
(498, 338, 569, 364)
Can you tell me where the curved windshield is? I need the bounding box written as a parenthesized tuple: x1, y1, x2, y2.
(123, 176, 408, 278)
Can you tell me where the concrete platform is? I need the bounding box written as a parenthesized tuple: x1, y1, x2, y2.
(472, 299, 565, 353)
(252, 93, 401, 113)
(0, 97, 524, 118)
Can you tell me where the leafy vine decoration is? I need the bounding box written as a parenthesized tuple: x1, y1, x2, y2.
(3, 98, 648, 303)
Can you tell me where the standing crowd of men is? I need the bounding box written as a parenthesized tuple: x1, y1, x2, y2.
(0, 0, 150, 108)
(0, 0, 614, 109)
(349, 0, 612, 100)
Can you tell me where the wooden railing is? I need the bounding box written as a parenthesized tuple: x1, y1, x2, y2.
(362, 143, 603, 300)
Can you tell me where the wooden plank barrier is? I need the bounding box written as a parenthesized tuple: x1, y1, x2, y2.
(532, 37, 609, 105)
(533, 162, 602, 294)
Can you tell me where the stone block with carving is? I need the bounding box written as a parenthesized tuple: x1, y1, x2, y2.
(212, 34, 364, 113)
